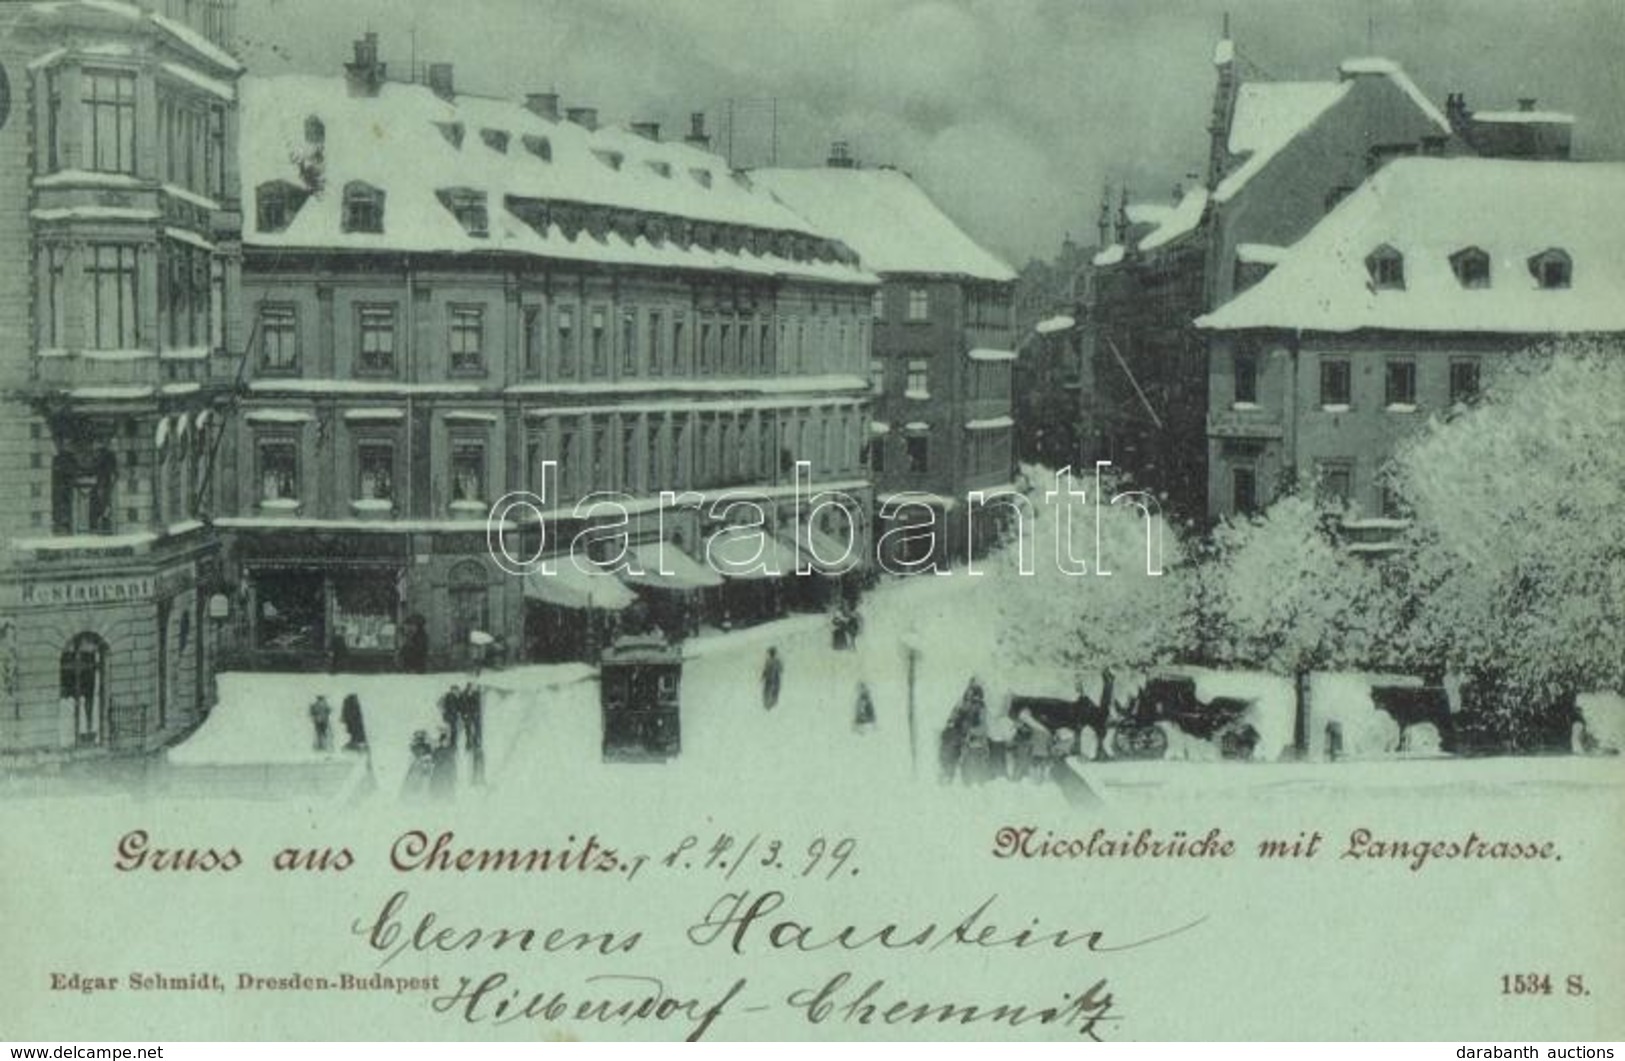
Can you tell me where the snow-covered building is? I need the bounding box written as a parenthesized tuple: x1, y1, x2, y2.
(1197, 157, 1625, 524)
(219, 39, 877, 670)
(0, 0, 244, 762)
(1084, 42, 1480, 520)
(755, 156, 1018, 567)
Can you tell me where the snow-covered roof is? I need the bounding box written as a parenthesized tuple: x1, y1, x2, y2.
(1214, 81, 1351, 204)
(1124, 202, 1174, 226)
(1473, 110, 1575, 125)
(1092, 243, 1125, 267)
(750, 167, 1016, 282)
(1034, 315, 1075, 335)
(1337, 57, 1451, 132)
(239, 76, 873, 286)
(1212, 58, 1449, 206)
(1198, 159, 1625, 334)
(1235, 242, 1289, 265)
(1140, 187, 1209, 251)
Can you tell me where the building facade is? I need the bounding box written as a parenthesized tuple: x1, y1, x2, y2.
(0, 0, 242, 762)
(756, 160, 1018, 567)
(220, 41, 876, 671)
(1197, 158, 1625, 533)
(1083, 42, 1480, 521)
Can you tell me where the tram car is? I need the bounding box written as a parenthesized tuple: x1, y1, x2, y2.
(600, 634, 683, 762)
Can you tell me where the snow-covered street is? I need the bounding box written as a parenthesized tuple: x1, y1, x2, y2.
(170, 564, 1625, 809)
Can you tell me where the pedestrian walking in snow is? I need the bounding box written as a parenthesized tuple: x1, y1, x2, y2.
(402, 729, 435, 799)
(308, 694, 332, 752)
(429, 726, 457, 799)
(340, 693, 367, 751)
(439, 686, 462, 750)
(761, 647, 784, 710)
(853, 682, 876, 732)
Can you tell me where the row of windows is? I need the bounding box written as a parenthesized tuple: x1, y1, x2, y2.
(872, 287, 933, 322)
(254, 411, 863, 512)
(261, 179, 853, 270)
(1364, 244, 1572, 291)
(1232, 351, 1481, 409)
(865, 427, 1013, 480)
(42, 66, 226, 197)
(258, 300, 868, 379)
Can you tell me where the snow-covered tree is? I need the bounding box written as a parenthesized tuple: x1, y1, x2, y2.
(989, 468, 1194, 678)
(1196, 493, 1395, 676)
(1392, 340, 1625, 741)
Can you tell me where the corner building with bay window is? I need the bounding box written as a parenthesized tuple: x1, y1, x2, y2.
(0, 1, 243, 761)
(220, 39, 876, 670)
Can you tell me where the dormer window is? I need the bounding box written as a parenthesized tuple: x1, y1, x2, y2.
(480, 128, 510, 153)
(303, 115, 325, 146)
(593, 149, 623, 171)
(437, 187, 488, 238)
(1365, 244, 1405, 290)
(435, 121, 465, 149)
(522, 134, 551, 162)
(256, 180, 308, 234)
(646, 160, 672, 179)
(689, 167, 712, 188)
(342, 181, 385, 234)
(1528, 248, 1572, 289)
(1450, 246, 1491, 289)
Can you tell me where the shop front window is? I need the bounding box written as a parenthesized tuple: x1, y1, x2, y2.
(334, 576, 398, 654)
(255, 570, 324, 652)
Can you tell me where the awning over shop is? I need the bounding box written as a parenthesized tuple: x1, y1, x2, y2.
(705, 527, 804, 581)
(621, 542, 725, 591)
(524, 561, 638, 611)
(786, 522, 864, 574)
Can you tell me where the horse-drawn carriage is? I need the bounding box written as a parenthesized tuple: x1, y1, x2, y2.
(600, 634, 683, 762)
(1109, 673, 1257, 760)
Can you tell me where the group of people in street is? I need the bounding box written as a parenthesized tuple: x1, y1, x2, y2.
(938, 678, 1103, 789)
(307, 693, 368, 753)
(403, 680, 487, 798)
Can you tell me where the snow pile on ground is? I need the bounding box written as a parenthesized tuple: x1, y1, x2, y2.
(1309, 672, 1417, 759)
(1577, 692, 1625, 752)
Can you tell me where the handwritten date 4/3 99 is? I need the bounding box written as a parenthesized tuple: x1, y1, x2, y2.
(645, 834, 858, 882)
(1500, 973, 1589, 997)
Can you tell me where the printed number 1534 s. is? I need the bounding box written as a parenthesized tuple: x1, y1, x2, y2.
(1501, 974, 1589, 996)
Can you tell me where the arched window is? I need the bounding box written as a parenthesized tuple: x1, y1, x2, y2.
(60, 633, 108, 746)
(1449, 246, 1491, 289)
(1365, 244, 1405, 290)
(448, 560, 490, 657)
(342, 181, 385, 234)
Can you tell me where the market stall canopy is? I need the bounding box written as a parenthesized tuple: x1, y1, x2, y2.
(705, 527, 804, 581)
(524, 562, 638, 610)
(620, 542, 725, 591)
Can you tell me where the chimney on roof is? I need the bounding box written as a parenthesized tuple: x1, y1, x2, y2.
(344, 32, 386, 98)
(1445, 92, 1473, 135)
(525, 92, 560, 121)
(631, 120, 661, 142)
(1518, 97, 1538, 112)
(426, 62, 455, 101)
(827, 140, 855, 168)
(566, 106, 599, 130)
(685, 112, 710, 149)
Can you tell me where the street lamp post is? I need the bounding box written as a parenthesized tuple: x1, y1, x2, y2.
(901, 631, 921, 779)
